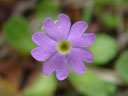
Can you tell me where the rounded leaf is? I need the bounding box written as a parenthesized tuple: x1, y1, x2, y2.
(89, 34, 118, 65)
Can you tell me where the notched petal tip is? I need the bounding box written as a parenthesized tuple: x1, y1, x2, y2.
(84, 33, 96, 47)
(56, 74, 68, 81)
(31, 46, 56, 62)
(76, 66, 86, 74)
(31, 31, 56, 47)
(42, 66, 54, 76)
(84, 49, 94, 63)
(31, 49, 42, 61)
(58, 13, 70, 21)
(44, 17, 53, 23)
(75, 21, 88, 30)
(77, 21, 88, 25)
(56, 66, 69, 81)
(86, 58, 94, 63)
(32, 32, 42, 42)
(68, 21, 89, 40)
(57, 13, 71, 27)
(43, 18, 55, 27)
(58, 13, 67, 16)
(89, 33, 96, 40)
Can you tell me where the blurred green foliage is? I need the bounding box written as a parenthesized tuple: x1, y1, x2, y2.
(34, 0, 60, 33)
(2, 0, 128, 95)
(68, 70, 116, 96)
(89, 34, 118, 65)
(115, 50, 128, 81)
(95, 0, 119, 28)
(83, 0, 120, 28)
(95, 0, 118, 8)
(23, 74, 57, 96)
(100, 14, 118, 28)
(36, 0, 60, 20)
(3, 17, 36, 54)
(82, 2, 94, 24)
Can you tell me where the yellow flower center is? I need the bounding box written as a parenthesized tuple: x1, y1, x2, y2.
(57, 40, 71, 54)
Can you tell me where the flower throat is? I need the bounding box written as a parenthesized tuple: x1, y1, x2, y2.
(57, 40, 71, 53)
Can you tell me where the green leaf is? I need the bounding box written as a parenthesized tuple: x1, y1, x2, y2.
(3, 16, 36, 54)
(94, 0, 119, 28)
(115, 50, 128, 80)
(101, 14, 118, 28)
(95, 0, 117, 8)
(68, 70, 116, 96)
(82, 2, 94, 24)
(36, 0, 60, 19)
(89, 34, 118, 65)
(35, 0, 60, 30)
(23, 74, 57, 96)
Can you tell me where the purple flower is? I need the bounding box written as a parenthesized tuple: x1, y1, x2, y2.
(31, 14, 95, 80)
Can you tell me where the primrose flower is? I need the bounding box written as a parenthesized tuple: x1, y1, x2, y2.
(31, 14, 95, 80)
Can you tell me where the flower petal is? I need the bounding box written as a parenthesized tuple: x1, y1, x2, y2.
(32, 32, 56, 46)
(68, 21, 88, 39)
(68, 48, 93, 73)
(69, 33, 96, 47)
(42, 53, 56, 76)
(31, 46, 56, 61)
(57, 14, 71, 38)
(43, 53, 69, 80)
(43, 14, 71, 41)
(69, 59, 86, 74)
